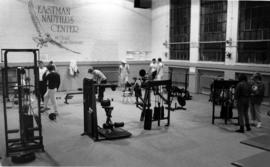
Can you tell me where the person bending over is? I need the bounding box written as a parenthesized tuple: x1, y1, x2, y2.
(43, 64, 61, 115)
(88, 67, 107, 102)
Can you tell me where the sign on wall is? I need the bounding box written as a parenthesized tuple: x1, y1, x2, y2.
(29, 0, 82, 54)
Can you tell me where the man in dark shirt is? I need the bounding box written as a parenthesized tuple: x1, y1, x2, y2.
(235, 74, 251, 133)
(43, 64, 61, 114)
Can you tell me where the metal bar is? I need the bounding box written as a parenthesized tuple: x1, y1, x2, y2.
(170, 39, 270, 45)
(2, 67, 9, 156)
(7, 129, 19, 134)
(1, 49, 39, 52)
(34, 50, 44, 149)
(169, 41, 226, 45)
(238, 39, 270, 43)
(167, 83, 171, 126)
(4, 51, 8, 99)
(17, 68, 24, 143)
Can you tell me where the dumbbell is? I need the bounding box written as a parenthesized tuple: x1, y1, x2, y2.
(103, 123, 113, 129)
(103, 122, 124, 129)
(114, 122, 124, 128)
(48, 113, 57, 121)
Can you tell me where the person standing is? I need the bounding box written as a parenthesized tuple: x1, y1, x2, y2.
(235, 74, 251, 133)
(119, 60, 130, 90)
(88, 67, 107, 102)
(156, 58, 164, 80)
(43, 64, 61, 115)
(250, 73, 265, 128)
(149, 58, 157, 80)
(38, 61, 47, 103)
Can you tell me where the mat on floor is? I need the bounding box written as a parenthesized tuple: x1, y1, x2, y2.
(231, 151, 270, 167)
(1, 151, 58, 166)
(240, 135, 270, 151)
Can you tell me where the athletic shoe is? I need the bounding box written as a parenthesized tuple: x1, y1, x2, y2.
(256, 122, 262, 128)
(40, 107, 50, 113)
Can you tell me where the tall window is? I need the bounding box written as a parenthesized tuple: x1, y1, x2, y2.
(200, 0, 227, 62)
(238, 1, 270, 64)
(170, 0, 191, 60)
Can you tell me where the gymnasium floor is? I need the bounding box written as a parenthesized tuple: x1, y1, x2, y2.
(0, 90, 270, 167)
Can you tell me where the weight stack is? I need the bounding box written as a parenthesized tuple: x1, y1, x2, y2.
(144, 109, 152, 130)
(22, 115, 34, 141)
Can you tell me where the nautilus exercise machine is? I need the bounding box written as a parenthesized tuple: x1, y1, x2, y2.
(1, 49, 44, 161)
(211, 80, 239, 124)
(82, 78, 131, 141)
(134, 69, 172, 130)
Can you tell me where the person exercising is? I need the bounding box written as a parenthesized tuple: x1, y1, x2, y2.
(88, 67, 107, 102)
(43, 64, 61, 115)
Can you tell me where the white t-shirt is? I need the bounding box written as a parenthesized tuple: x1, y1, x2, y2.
(39, 67, 47, 81)
(149, 62, 157, 73)
(93, 69, 107, 83)
(119, 64, 129, 76)
(156, 62, 164, 80)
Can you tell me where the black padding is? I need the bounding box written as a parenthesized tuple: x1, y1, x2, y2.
(98, 127, 132, 140)
(103, 123, 113, 129)
(114, 122, 124, 128)
(139, 69, 146, 77)
(11, 152, 36, 164)
(144, 109, 152, 130)
(177, 96, 186, 106)
(48, 113, 57, 121)
(153, 107, 160, 120)
(101, 99, 111, 107)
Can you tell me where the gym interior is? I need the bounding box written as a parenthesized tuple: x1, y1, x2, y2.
(1, 0, 270, 166)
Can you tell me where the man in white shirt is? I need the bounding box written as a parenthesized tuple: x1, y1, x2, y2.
(156, 58, 164, 80)
(119, 60, 130, 90)
(149, 58, 157, 80)
(88, 67, 107, 101)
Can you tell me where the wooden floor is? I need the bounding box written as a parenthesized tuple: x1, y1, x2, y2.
(0, 90, 270, 167)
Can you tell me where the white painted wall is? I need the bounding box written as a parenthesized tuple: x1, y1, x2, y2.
(189, 0, 200, 63)
(225, 0, 239, 65)
(151, 0, 169, 61)
(0, 0, 151, 62)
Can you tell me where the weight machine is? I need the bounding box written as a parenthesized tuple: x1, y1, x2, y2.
(1, 49, 44, 159)
(169, 86, 187, 111)
(135, 79, 172, 130)
(81, 78, 131, 141)
(211, 80, 239, 124)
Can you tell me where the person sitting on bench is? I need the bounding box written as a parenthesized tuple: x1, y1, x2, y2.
(88, 67, 107, 102)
